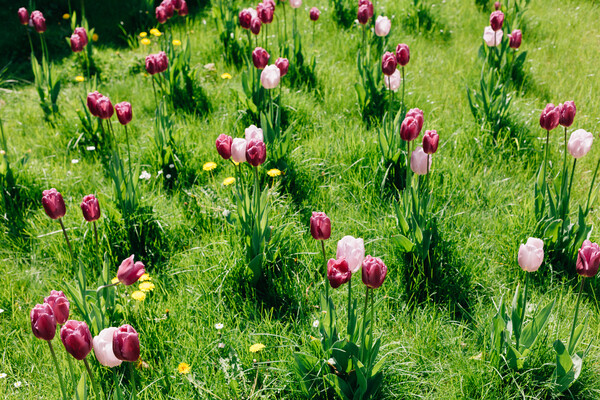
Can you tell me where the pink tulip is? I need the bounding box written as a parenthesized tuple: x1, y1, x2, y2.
(310, 212, 331, 240)
(509, 29, 522, 49)
(290, 0, 302, 8)
(42, 188, 66, 220)
(395, 43, 410, 67)
(117, 255, 146, 285)
(231, 138, 247, 163)
(18, 8, 29, 25)
(80, 194, 101, 222)
(246, 140, 267, 166)
(381, 52, 397, 76)
(113, 325, 140, 362)
(93, 327, 123, 367)
(361, 255, 387, 289)
(216, 134, 233, 160)
(245, 125, 264, 142)
(559, 101, 576, 127)
(44, 290, 70, 324)
(567, 129, 594, 159)
(539, 103, 560, 131)
(410, 147, 432, 175)
(483, 26, 503, 47)
(576, 240, 600, 278)
(276, 57, 289, 77)
(422, 130, 439, 154)
(489, 11, 504, 31)
(61, 320, 93, 360)
(494, 1, 501, 10)
(31, 303, 56, 341)
(517, 237, 544, 272)
(261, 65, 280, 89)
(375, 16, 391, 37)
(336, 236, 365, 273)
(327, 258, 352, 288)
(384, 70, 401, 91)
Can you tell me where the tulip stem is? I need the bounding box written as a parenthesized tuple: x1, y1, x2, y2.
(584, 156, 600, 215)
(96, 281, 120, 293)
(369, 288, 375, 364)
(401, 66, 405, 114)
(129, 361, 137, 400)
(124, 125, 133, 185)
(321, 240, 329, 300)
(542, 129, 550, 195)
(568, 278, 586, 354)
(360, 287, 370, 359)
(347, 275, 352, 339)
(47, 341, 68, 400)
(151, 77, 158, 110)
(58, 218, 74, 262)
(406, 140, 411, 189)
(562, 159, 577, 242)
(83, 358, 101, 400)
(517, 272, 529, 349)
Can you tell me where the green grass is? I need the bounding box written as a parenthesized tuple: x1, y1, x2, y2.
(2, 0, 600, 398)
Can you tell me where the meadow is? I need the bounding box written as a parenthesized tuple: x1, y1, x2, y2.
(1, 0, 600, 398)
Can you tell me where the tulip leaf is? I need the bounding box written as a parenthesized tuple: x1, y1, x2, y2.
(543, 219, 561, 242)
(568, 313, 588, 356)
(520, 298, 555, 351)
(506, 345, 524, 370)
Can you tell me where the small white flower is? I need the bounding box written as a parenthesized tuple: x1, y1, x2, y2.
(14, 381, 22, 388)
(222, 210, 230, 218)
(86, 146, 96, 151)
(157, 170, 163, 175)
(71, 159, 79, 164)
(0, 309, 4, 313)
(169, 164, 175, 169)
(139, 171, 151, 180)
(215, 323, 224, 330)
(0, 373, 6, 379)
(312, 320, 319, 328)
(218, 342, 225, 349)
(165, 174, 172, 179)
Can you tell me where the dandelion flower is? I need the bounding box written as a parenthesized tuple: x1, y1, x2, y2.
(267, 169, 282, 177)
(63, 13, 70, 20)
(221, 73, 232, 79)
(75, 76, 85, 82)
(150, 28, 162, 37)
(172, 39, 182, 46)
(139, 273, 151, 282)
(111, 277, 119, 284)
(222, 177, 235, 186)
(92, 33, 99, 42)
(139, 282, 155, 292)
(249, 343, 265, 353)
(141, 38, 151, 46)
(215, 323, 224, 330)
(139, 32, 148, 38)
(203, 162, 217, 172)
(131, 291, 146, 301)
(177, 363, 191, 374)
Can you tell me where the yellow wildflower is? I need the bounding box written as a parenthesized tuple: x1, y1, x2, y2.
(62, 13, 70, 20)
(249, 343, 265, 353)
(203, 162, 217, 172)
(75, 76, 85, 82)
(150, 28, 162, 37)
(139, 282, 155, 292)
(172, 39, 182, 46)
(131, 291, 146, 301)
(141, 38, 151, 46)
(267, 169, 282, 177)
(221, 73, 232, 79)
(111, 277, 120, 284)
(177, 362, 191, 374)
(92, 33, 99, 42)
(139, 32, 148, 38)
(223, 177, 235, 186)
(139, 273, 151, 282)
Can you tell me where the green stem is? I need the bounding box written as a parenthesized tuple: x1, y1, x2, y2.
(48, 341, 68, 400)
(401, 66, 405, 114)
(585, 156, 600, 214)
(347, 272, 352, 339)
(129, 361, 137, 400)
(96, 281, 120, 294)
(369, 288, 375, 347)
(321, 240, 329, 300)
(360, 287, 369, 356)
(542, 130, 550, 194)
(58, 218, 74, 262)
(83, 358, 101, 399)
(517, 272, 529, 349)
(568, 278, 586, 354)
(406, 140, 411, 189)
(124, 125, 133, 184)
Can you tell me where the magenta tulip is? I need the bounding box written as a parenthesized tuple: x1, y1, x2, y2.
(31, 303, 56, 341)
(490, 11, 504, 31)
(239, 9, 252, 29)
(400, 117, 420, 142)
(74, 27, 88, 46)
(381, 52, 397, 76)
(80, 194, 101, 222)
(559, 101, 576, 127)
(310, 212, 331, 240)
(113, 325, 140, 362)
(117, 255, 146, 286)
(178, 1, 189, 16)
(31, 11, 46, 33)
(576, 240, 600, 278)
(44, 290, 70, 325)
(539, 103, 560, 131)
(96, 96, 114, 119)
(61, 320, 93, 360)
(327, 258, 352, 289)
(251, 17, 262, 35)
(42, 188, 66, 220)
(310, 7, 320, 21)
(422, 130, 439, 154)
(357, 4, 370, 24)
(361, 255, 387, 289)
(252, 47, 270, 69)
(276, 57, 289, 77)
(395, 43, 410, 67)
(87, 91, 102, 117)
(509, 29, 522, 49)
(115, 102, 133, 125)
(246, 140, 267, 167)
(18, 8, 29, 25)
(216, 134, 233, 160)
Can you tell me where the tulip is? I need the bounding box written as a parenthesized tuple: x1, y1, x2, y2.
(31, 303, 56, 341)
(156, 6, 168, 23)
(381, 51, 397, 76)
(44, 290, 70, 325)
(161, 0, 174, 18)
(87, 91, 102, 117)
(361, 255, 387, 289)
(231, 138, 247, 163)
(18, 7, 29, 25)
(559, 101, 576, 128)
(74, 27, 88, 46)
(410, 146, 432, 175)
(494, 1, 501, 10)
(42, 188, 66, 220)
(509, 29, 522, 49)
(173, 0, 183, 10)
(157, 51, 169, 72)
(422, 130, 439, 154)
(310, 7, 320, 21)
(290, 0, 302, 8)
(489, 11, 504, 31)
(539, 103, 560, 131)
(250, 17, 262, 35)
(115, 102, 133, 125)
(117, 255, 146, 286)
(336, 236, 365, 273)
(517, 237, 544, 272)
(246, 139, 267, 167)
(359, 0, 374, 18)
(310, 212, 331, 240)
(395, 43, 410, 67)
(375, 16, 391, 37)
(384, 69, 401, 91)
(276, 57, 289, 77)
(400, 117, 420, 142)
(31, 11, 46, 33)
(357, 4, 370, 24)
(245, 125, 264, 142)
(80, 194, 101, 222)
(261, 64, 281, 89)
(567, 129, 594, 159)
(252, 47, 270, 69)
(113, 325, 140, 362)
(327, 258, 352, 288)
(178, 1, 189, 16)
(93, 327, 123, 367)
(216, 134, 233, 160)
(258, 2, 274, 24)
(61, 320, 93, 360)
(239, 9, 252, 29)
(483, 26, 503, 47)
(96, 96, 114, 119)
(576, 240, 600, 278)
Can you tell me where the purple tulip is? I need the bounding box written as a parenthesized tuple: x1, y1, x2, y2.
(74, 27, 88, 46)
(258, 2, 274, 24)
(250, 17, 262, 35)
(61, 320, 93, 360)
(239, 9, 253, 29)
(246, 140, 267, 167)
(310, 7, 320, 21)
(381, 52, 397, 76)
(559, 101, 576, 128)
(400, 117, 420, 142)
(216, 134, 233, 160)
(71, 33, 84, 52)
(422, 130, 439, 154)
(115, 102, 133, 125)
(327, 258, 352, 289)
(539, 103, 560, 131)
(117, 255, 146, 286)
(252, 47, 270, 69)
(490, 11, 504, 31)
(80, 194, 101, 222)
(576, 240, 600, 278)
(357, 4, 370, 24)
(509, 29, 522, 49)
(361, 255, 387, 289)
(31, 303, 56, 341)
(96, 96, 114, 119)
(18, 8, 29, 25)
(178, 1, 189, 16)
(44, 290, 70, 325)
(31, 11, 46, 33)
(395, 43, 410, 67)
(276, 57, 289, 77)
(42, 188, 66, 220)
(310, 212, 331, 240)
(87, 91, 102, 117)
(113, 325, 140, 362)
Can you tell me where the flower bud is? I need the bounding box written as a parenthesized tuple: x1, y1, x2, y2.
(489, 11, 504, 31)
(61, 320, 93, 360)
(74, 27, 88, 46)
(577, 240, 600, 278)
(156, 6, 168, 23)
(251, 17, 262, 35)
(381, 51, 397, 76)
(422, 130, 439, 154)
(327, 258, 352, 289)
(115, 102, 133, 125)
(113, 325, 140, 362)
(361, 255, 387, 289)
(357, 4, 370, 24)
(246, 139, 267, 167)
(375, 16, 391, 37)
(410, 146, 432, 175)
(216, 134, 233, 160)
(310, 212, 331, 240)
(157, 51, 169, 73)
(87, 91, 102, 117)
(261, 64, 281, 89)
(567, 129, 594, 159)
(42, 188, 66, 220)
(239, 9, 252, 29)
(336, 236, 365, 273)
(96, 96, 114, 119)
(161, 0, 174, 18)
(44, 290, 70, 325)
(359, 0, 374, 18)
(245, 125, 264, 142)
(276, 57, 289, 77)
(93, 327, 123, 367)
(559, 101, 576, 127)
(400, 116, 420, 142)
(509, 29, 521, 49)
(31, 11, 46, 33)
(494, 1, 501, 10)
(31, 303, 56, 341)
(252, 47, 270, 69)
(539, 103, 560, 131)
(395, 43, 410, 67)
(80, 194, 101, 222)
(18, 8, 29, 26)
(517, 237, 544, 272)
(310, 7, 320, 21)
(117, 255, 146, 286)
(258, 2, 274, 24)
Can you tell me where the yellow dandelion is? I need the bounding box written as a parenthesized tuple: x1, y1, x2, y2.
(92, 33, 99, 42)
(131, 291, 146, 301)
(62, 13, 70, 20)
(267, 169, 282, 177)
(75, 76, 85, 82)
(139, 32, 148, 38)
(223, 177, 235, 186)
(139, 273, 151, 282)
(221, 73, 232, 79)
(141, 38, 151, 46)
(139, 282, 155, 292)
(249, 343, 265, 353)
(150, 28, 162, 37)
(203, 162, 217, 172)
(172, 39, 182, 46)
(177, 362, 191, 374)
(111, 277, 120, 284)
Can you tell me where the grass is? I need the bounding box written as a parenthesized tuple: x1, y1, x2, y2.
(2, 0, 600, 398)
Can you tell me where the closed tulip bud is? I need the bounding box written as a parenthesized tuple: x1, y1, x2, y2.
(18, 8, 29, 26)
(395, 43, 410, 66)
(576, 240, 600, 278)
(276, 57, 289, 77)
(567, 129, 594, 159)
(494, 1, 501, 10)
(157, 51, 169, 72)
(509, 29, 522, 49)
(357, 4, 370, 24)
(410, 146, 432, 175)
(115, 102, 133, 125)
(74, 27, 88, 46)
(71, 34, 84, 52)
(483, 26, 503, 47)
(539, 103, 560, 131)
(31, 303, 56, 341)
(231, 138, 247, 163)
(489, 11, 504, 31)
(173, 0, 183, 10)
(258, 3, 274, 24)
(517, 237, 544, 272)
(44, 290, 70, 325)
(178, 1, 188, 16)
(375, 16, 391, 37)
(327, 258, 352, 288)
(422, 130, 439, 154)
(310, 7, 321, 21)
(310, 212, 331, 240)
(559, 100, 576, 127)
(42, 188, 66, 220)
(336, 236, 365, 273)
(113, 325, 140, 362)
(156, 6, 168, 23)
(31, 11, 46, 33)
(359, 0, 374, 18)
(384, 69, 401, 91)
(251, 17, 262, 35)
(400, 116, 420, 142)
(80, 194, 101, 222)
(216, 134, 233, 160)
(261, 64, 281, 89)
(161, 0, 175, 18)
(381, 51, 397, 76)
(361, 255, 387, 289)
(290, 0, 302, 9)
(117, 255, 146, 286)
(239, 9, 252, 29)
(61, 320, 93, 360)
(252, 47, 270, 69)
(96, 96, 114, 119)
(87, 91, 102, 117)
(246, 139, 267, 166)
(245, 125, 264, 142)
(145, 55, 158, 75)
(93, 327, 123, 367)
